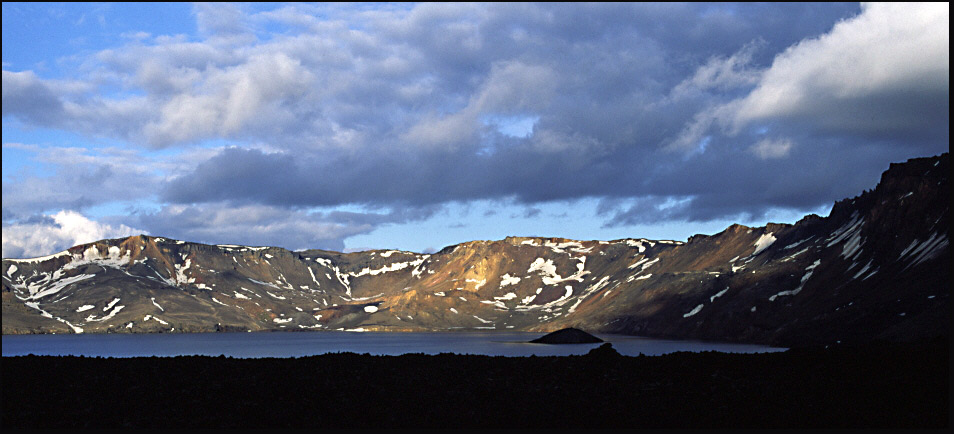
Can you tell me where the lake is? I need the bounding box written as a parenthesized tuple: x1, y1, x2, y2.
(1, 331, 785, 358)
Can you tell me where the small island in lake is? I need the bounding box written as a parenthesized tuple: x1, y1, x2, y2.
(530, 327, 604, 344)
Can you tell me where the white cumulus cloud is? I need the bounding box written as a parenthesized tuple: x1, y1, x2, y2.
(731, 2, 949, 134)
(1, 210, 145, 258)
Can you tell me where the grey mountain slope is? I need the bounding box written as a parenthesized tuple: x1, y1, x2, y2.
(2, 153, 948, 347)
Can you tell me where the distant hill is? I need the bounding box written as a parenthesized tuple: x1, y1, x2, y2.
(3, 153, 948, 347)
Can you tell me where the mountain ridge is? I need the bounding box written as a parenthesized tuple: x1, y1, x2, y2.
(3, 153, 948, 347)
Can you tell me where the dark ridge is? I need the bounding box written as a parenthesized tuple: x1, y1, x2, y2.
(531, 327, 604, 344)
(2, 339, 946, 429)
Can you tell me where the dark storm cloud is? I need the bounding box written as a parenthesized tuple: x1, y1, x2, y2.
(324, 206, 442, 227)
(162, 143, 651, 207)
(3, 2, 949, 237)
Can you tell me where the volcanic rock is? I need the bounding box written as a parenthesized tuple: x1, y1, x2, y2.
(586, 342, 622, 358)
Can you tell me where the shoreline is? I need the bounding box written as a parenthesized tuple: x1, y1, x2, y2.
(2, 330, 789, 358)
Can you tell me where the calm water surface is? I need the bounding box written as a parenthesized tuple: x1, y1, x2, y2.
(1, 331, 786, 358)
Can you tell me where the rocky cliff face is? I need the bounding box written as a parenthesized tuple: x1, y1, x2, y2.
(2, 154, 948, 347)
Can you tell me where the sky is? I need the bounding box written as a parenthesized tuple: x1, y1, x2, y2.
(1, 2, 949, 258)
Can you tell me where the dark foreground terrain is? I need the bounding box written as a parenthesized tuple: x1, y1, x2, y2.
(2, 339, 949, 429)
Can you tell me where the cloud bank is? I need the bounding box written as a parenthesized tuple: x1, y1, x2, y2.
(2, 2, 948, 257)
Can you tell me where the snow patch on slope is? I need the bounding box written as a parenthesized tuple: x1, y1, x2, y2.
(752, 233, 776, 256)
(683, 304, 704, 318)
(770, 259, 821, 301)
(499, 274, 521, 288)
(900, 232, 948, 269)
(527, 257, 589, 285)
